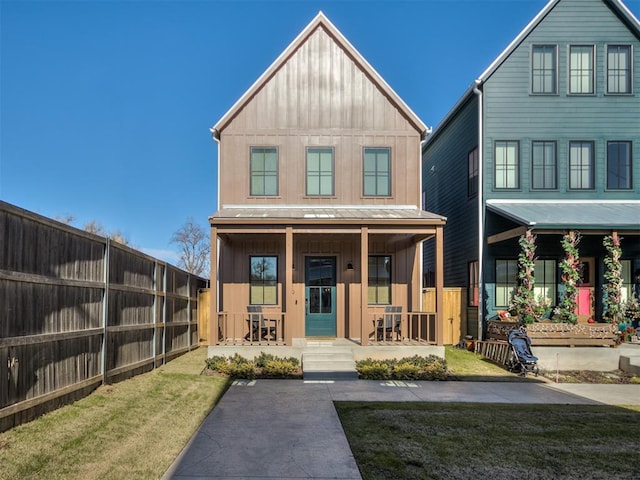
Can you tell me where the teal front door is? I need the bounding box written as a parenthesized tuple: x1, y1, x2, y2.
(305, 257, 337, 337)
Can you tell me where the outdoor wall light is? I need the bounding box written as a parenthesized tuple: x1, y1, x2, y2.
(346, 262, 354, 270)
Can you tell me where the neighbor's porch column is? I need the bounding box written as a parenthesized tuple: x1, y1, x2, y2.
(209, 226, 219, 346)
(285, 226, 293, 345)
(360, 226, 369, 346)
(435, 225, 444, 346)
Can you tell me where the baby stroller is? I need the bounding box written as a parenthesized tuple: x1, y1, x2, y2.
(506, 327, 539, 376)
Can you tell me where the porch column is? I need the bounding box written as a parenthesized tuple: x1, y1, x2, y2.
(285, 226, 293, 345)
(435, 225, 445, 346)
(209, 226, 218, 346)
(360, 226, 369, 345)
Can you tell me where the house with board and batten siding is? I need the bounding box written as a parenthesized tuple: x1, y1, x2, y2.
(423, 0, 640, 339)
(208, 12, 446, 356)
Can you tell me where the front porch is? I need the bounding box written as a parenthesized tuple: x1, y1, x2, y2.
(210, 310, 439, 347)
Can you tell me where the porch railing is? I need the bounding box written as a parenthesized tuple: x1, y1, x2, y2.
(367, 309, 437, 344)
(215, 311, 286, 345)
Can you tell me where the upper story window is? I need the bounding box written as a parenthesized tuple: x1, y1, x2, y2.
(532, 45, 557, 94)
(306, 147, 334, 196)
(531, 141, 557, 190)
(494, 141, 519, 189)
(607, 141, 632, 190)
(569, 45, 594, 94)
(363, 147, 391, 196)
(569, 141, 594, 190)
(468, 147, 479, 197)
(607, 45, 632, 94)
(250, 147, 278, 196)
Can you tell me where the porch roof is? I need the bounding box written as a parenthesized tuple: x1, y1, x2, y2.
(486, 200, 640, 230)
(210, 205, 446, 225)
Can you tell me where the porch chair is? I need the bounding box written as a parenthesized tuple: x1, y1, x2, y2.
(245, 305, 276, 341)
(377, 305, 402, 341)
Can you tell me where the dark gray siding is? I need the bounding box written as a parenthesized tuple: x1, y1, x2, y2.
(423, 95, 479, 287)
(483, 0, 640, 199)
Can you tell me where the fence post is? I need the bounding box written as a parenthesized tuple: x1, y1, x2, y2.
(162, 265, 167, 366)
(101, 238, 110, 385)
(153, 260, 159, 366)
(187, 273, 192, 351)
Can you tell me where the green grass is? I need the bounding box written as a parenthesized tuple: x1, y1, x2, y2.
(336, 402, 640, 480)
(0, 349, 230, 480)
(445, 346, 542, 382)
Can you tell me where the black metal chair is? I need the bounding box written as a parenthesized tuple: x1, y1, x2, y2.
(245, 305, 276, 341)
(377, 305, 402, 341)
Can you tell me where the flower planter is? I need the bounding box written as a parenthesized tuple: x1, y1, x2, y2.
(486, 320, 616, 347)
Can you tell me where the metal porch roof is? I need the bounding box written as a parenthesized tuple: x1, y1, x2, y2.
(486, 200, 640, 229)
(210, 206, 446, 223)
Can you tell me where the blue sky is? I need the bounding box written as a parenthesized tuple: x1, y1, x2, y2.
(2, 0, 639, 265)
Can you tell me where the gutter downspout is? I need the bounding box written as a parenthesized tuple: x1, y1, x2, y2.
(210, 128, 221, 343)
(419, 131, 429, 313)
(472, 79, 484, 341)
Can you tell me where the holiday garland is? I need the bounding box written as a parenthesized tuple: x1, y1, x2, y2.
(556, 230, 581, 324)
(602, 233, 623, 325)
(509, 229, 537, 324)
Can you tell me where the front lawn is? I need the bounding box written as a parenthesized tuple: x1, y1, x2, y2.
(336, 402, 640, 480)
(0, 349, 229, 480)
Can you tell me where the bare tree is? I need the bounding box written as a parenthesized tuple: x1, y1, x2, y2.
(171, 218, 209, 277)
(83, 220, 131, 245)
(54, 213, 75, 225)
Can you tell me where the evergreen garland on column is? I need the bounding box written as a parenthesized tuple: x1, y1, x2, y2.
(509, 229, 537, 324)
(603, 233, 623, 325)
(556, 230, 581, 324)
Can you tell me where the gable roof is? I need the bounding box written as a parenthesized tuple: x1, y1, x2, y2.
(211, 11, 426, 137)
(425, 0, 640, 147)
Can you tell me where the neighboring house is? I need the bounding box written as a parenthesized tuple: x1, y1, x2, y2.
(423, 0, 640, 339)
(209, 12, 446, 348)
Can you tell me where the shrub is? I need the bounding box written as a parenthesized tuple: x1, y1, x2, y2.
(357, 362, 391, 380)
(205, 352, 300, 379)
(262, 359, 299, 377)
(356, 355, 448, 380)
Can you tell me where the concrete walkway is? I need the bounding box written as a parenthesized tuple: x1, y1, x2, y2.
(163, 380, 640, 480)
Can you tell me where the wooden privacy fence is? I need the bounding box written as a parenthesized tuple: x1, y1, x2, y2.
(422, 287, 467, 345)
(0, 201, 208, 431)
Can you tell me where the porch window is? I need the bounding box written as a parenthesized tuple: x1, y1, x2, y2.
(250, 147, 278, 196)
(569, 45, 594, 94)
(363, 147, 391, 196)
(368, 255, 391, 305)
(532, 45, 557, 94)
(534, 260, 556, 306)
(607, 141, 632, 190)
(306, 147, 334, 196)
(494, 141, 519, 189)
(569, 141, 594, 189)
(495, 259, 517, 307)
(468, 260, 479, 307)
(250, 256, 278, 305)
(468, 147, 478, 197)
(621, 260, 633, 302)
(607, 45, 632, 94)
(532, 141, 557, 189)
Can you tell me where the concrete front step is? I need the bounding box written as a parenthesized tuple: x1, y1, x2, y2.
(302, 348, 358, 380)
